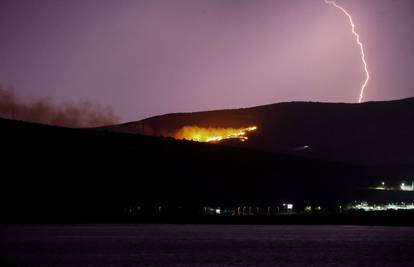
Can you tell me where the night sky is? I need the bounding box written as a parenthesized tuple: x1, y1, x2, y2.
(1, 0, 414, 122)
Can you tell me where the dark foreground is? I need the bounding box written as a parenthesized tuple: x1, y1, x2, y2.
(1, 225, 414, 267)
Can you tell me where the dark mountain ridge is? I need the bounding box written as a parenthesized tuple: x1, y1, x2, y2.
(104, 97, 414, 164)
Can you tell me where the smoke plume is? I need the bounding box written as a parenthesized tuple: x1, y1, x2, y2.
(0, 86, 119, 128)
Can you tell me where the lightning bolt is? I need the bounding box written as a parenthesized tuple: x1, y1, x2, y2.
(323, 0, 369, 103)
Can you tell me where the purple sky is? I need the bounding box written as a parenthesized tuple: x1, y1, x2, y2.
(1, 0, 414, 122)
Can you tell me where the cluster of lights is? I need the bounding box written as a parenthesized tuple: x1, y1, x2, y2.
(400, 182, 414, 191)
(282, 203, 294, 210)
(350, 202, 414, 211)
(371, 181, 414, 191)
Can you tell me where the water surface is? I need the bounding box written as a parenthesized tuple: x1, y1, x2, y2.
(1, 225, 413, 266)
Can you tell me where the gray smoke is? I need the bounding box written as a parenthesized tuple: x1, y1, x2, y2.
(0, 86, 119, 128)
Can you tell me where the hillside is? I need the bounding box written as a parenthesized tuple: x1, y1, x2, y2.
(1, 117, 413, 222)
(104, 98, 414, 164)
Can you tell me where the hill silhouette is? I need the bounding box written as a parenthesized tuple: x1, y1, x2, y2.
(104, 98, 414, 164)
(1, 116, 413, 222)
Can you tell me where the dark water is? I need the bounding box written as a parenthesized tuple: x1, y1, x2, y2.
(1, 225, 414, 267)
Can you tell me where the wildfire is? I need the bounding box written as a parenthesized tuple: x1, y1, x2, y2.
(174, 126, 257, 143)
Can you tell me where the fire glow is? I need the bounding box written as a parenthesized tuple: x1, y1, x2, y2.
(174, 126, 258, 143)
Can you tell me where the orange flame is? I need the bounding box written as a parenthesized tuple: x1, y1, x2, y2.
(174, 126, 257, 143)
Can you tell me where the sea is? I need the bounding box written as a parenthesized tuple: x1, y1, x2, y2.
(1, 224, 414, 266)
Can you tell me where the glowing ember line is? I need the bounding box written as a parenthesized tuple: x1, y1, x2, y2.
(323, 0, 370, 103)
(174, 126, 258, 143)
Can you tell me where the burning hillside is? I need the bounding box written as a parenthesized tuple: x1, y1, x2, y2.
(173, 126, 257, 143)
(101, 97, 414, 164)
